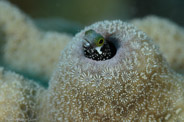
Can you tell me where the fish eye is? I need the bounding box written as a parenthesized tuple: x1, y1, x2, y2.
(96, 38, 104, 46)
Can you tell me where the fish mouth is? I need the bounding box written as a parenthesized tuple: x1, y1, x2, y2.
(83, 39, 91, 47)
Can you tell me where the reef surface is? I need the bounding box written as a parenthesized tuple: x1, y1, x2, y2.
(0, 1, 184, 122)
(0, 1, 72, 82)
(38, 20, 184, 121)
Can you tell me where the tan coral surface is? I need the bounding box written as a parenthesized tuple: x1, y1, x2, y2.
(0, 67, 45, 122)
(131, 16, 184, 74)
(39, 20, 184, 121)
(0, 1, 72, 81)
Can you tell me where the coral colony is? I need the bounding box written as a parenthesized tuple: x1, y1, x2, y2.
(0, 1, 184, 122)
(41, 20, 184, 121)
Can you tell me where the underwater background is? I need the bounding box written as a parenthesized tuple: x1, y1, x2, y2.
(9, 0, 184, 35)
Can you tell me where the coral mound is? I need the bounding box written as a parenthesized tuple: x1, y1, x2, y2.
(0, 1, 72, 81)
(39, 20, 184, 121)
(0, 67, 45, 122)
(131, 16, 184, 74)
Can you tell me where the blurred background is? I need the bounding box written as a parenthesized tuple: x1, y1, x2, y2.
(9, 0, 184, 35)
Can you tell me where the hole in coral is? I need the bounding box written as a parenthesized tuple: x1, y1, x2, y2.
(83, 34, 118, 61)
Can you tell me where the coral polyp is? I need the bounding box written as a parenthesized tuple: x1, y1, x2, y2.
(39, 20, 184, 121)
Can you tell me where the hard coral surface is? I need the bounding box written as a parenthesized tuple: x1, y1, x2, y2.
(0, 67, 45, 122)
(40, 20, 184, 121)
(131, 16, 184, 74)
(0, 1, 72, 81)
